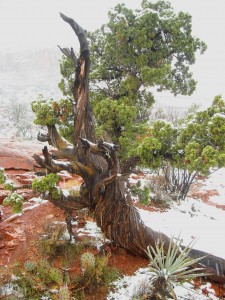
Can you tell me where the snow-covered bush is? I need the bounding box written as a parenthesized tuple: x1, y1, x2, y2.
(138, 96, 225, 200)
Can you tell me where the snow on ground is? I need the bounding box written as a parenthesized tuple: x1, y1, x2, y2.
(201, 168, 225, 205)
(105, 168, 225, 300)
(64, 169, 224, 299)
(138, 168, 225, 259)
(138, 197, 225, 259)
(107, 268, 219, 300)
(2, 169, 224, 299)
(77, 220, 107, 250)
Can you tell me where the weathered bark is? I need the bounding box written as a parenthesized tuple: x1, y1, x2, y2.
(33, 14, 225, 284)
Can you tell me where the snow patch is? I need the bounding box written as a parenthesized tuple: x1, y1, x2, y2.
(107, 268, 219, 300)
(138, 197, 225, 259)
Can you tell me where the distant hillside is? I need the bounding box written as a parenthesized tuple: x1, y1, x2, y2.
(0, 48, 63, 105)
(0, 48, 64, 138)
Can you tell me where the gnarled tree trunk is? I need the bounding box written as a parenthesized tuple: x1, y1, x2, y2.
(33, 13, 225, 284)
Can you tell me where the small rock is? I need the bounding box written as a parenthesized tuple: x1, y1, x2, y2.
(0, 243, 5, 249)
(6, 240, 18, 247)
(4, 232, 15, 241)
(46, 214, 54, 219)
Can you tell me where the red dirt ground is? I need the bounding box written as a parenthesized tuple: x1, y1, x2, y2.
(1, 195, 225, 298)
(0, 198, 150, 299)
(0, 201, 64, 266)
(0, 136, 224, 298)
(0, 200, 149, 272)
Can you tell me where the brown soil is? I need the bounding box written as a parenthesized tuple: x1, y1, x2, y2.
(0, 138, 225, 299)
(189, 185, 225, 210)
(1, 195, 225, 298)
(0, 198, 149, 300)
(0, 201, 65, 267)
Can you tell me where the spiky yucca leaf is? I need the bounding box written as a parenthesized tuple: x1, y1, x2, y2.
(146, 237, 209, 285)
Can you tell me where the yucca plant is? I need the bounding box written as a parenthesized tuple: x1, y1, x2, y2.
(146, 237, 209, 299)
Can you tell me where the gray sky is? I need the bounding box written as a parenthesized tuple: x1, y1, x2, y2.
(0, 0, 225, 108)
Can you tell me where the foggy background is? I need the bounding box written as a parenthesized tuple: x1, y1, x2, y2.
(0, 0, 225, 138)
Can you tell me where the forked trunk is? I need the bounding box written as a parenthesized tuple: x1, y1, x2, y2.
(33, 14, 225, 284)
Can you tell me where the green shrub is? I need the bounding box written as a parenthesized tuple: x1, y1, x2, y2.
(3, 182, 14, 191)
(0, 168, 6, 184)
(32, 173, 62, 200)
(137, 96, 225, 200)
(3, 192, 24, 213)
(130, 180, 151, 205)
(12, 259, 68, 299)
(32, 173, 60, 193)
(74, 254, 119, 295)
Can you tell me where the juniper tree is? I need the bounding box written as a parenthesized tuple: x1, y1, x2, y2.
(57, 0, 207, 156)
(32, 7, 225, 284)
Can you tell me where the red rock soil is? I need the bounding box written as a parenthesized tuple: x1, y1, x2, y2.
(0, 184, 148, 300)
(0, 167, 149, 299)
(0, 137, 224, 299)
(1, 178, 225, 298)
(0, 176, 148, 272)
(189, 185, 225, 210)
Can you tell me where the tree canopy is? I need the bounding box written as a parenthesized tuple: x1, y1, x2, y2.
(31, 0, 221, 200)
(58, 0, 206, 150)
(29, 8, 225, 285)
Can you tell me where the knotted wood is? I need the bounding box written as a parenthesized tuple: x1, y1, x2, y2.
(33, 13, 225, 284)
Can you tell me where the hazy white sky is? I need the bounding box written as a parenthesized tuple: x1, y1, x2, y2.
(0, 0, 225, 107)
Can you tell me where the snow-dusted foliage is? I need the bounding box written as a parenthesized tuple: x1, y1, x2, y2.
(137, 95, 225, 200)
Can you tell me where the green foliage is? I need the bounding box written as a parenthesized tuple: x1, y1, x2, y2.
(74, 254, 119, 295)
(177, 96, 225, 173)
(58, 0, 206, 151)
(58, 285, 71, 300)
(12, 259, 66, 299)
(0, 169, 23, 213)
(31, 94, 60, 126)
(152, 120, 178, 153)
(31, 95, 74, 142)
(138, 137, 162, 168)
(1, 168, 14, 191)
(0, 168, 6, 184)
(118, 123, 151, 160)
(51, 187, 63, 200)
(3, 192, 24, 213)
(81, 252, 96, 271)
(93, 97, 137, 142)
(32, 173, 61, 199)
(58, 55, 75, 97)
(89, 0, 206, 95)
(130, 180, 151, 205)
(3, 180, 14, 191)
(146, 237, 207, 299)
(137, 96, 225, 199)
